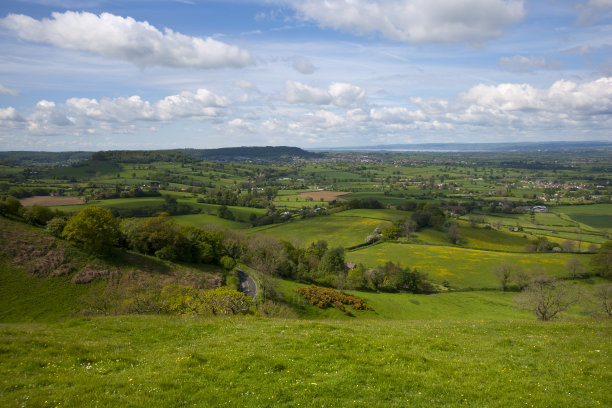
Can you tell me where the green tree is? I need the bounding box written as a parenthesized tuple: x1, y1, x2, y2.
(0, 195, 22, 216)
(346, 266, 366, 289)
(591, 241, 612, 278)
(21, 204, 55, 225)
(62, 206, 120, 254)
(448, 222, 461, 245)
(318, 247, 346, 276)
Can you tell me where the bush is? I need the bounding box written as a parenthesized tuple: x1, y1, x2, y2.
(45, 216, 68, 237)
(296, 285, 373, 315)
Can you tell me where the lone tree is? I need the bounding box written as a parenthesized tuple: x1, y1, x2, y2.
(591, 241, 612, 278)
(448, 222, 461, 245)
(590, 283, 612, 318)
(493, 263, 514, 291)
(565, 258, 586, 278)
(515, 275, 578, 321)
(62, 206, 120, 254)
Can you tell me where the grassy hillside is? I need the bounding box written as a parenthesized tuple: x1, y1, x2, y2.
(0, 316, 610, 408)
(0, 217, 224, 322)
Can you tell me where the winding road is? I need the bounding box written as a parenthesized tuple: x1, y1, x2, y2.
(237, 269, 257, 299)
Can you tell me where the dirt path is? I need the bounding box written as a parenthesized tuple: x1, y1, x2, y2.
(237, 269, 257, 299)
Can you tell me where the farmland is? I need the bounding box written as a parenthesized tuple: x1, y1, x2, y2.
(0, 145, 610, 407)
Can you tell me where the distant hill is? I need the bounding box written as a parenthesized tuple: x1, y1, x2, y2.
(0, 151, 92, 165)
(182, 146, 322, 161)
(315, 141, 612, 152)
(0, 147, 321, 165)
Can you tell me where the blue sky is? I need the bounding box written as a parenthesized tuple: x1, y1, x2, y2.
(0, 0, 611, 151)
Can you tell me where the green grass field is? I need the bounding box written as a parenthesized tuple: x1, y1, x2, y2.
(347, 243, 593, 288)
(553, 204, 612, 229)
(0, 316, 610, 408)
(249, 215, 391, 248)
(172, 213, 246, 229)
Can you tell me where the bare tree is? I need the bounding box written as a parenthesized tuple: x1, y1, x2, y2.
(560, 239, 576, 253)
(565, 258, 585, 278)
(493, 263, 514, 291)
(590, 284, 612, 318)
(512, 267, 531, 291)
(515, 275, 579, 321)
(448, 222, 461, 245)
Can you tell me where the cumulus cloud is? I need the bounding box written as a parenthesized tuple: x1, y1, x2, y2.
(66, 88, 228, 123)
(282, 81, 365, 107)
(290, 0, 525, 45)
(291, 56, 316, 74)
(459, 78, 612, 116)
(0, 11, 253, 69)
(0, 107, 24, 121)
(0, 84, 18, 96)
(498, 55, 562, 73)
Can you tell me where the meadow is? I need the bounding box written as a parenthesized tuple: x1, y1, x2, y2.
(0, 316, 610, 408)
(249, 214, 392, 248)
(347, 243, 592, 288)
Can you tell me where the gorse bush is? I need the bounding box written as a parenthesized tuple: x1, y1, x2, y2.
(296, 285, 373, 316)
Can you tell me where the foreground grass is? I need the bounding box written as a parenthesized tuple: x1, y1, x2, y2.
(0, 316, 610, 407)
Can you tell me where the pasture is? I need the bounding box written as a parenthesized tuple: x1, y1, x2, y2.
(249, 215, 391, 248)
(0, 316, 609, 408)
(553, 204, 612, 229)
(347, 243, 593, 288)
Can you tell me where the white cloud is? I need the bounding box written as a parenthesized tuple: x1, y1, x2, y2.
(2, 78, 611, 144)
(0, 84, 18, 96)
(290, 0, 525, 45)
(66, 88, 228, 123)
(0, 11, 254, 69)
(0, 107, 24, 121)
(282, 80, 365, 107)
(291, 56, 316, 74)
(282, 80, 332, 105)
(27, 100, 74, 133)
(498, 55, 562, 72)
(328, 83, 366, 107)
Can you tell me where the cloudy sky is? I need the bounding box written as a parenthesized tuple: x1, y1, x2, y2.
(0, 0, 611, 151)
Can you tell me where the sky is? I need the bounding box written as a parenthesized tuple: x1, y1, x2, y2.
(0, 0, 611, 151)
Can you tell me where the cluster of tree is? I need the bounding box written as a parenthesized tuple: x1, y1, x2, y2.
(183, 146, 321, 161)
(411, 203, 446, 230)
(121, 214, 225, 263)
(198, 188, 272, 208)
(91, 150, 197, 164)
(346, 198, 384, 209)
(344, 261, 435, 293)
(3, 187, 53, 198)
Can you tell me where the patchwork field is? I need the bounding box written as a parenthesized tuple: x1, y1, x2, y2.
(19, 196, 83, 206)
(297, 191, 351, 201)
(553, 204, 612, 229)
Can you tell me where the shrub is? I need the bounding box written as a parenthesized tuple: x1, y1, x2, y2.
(296, 285, 373, 315)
